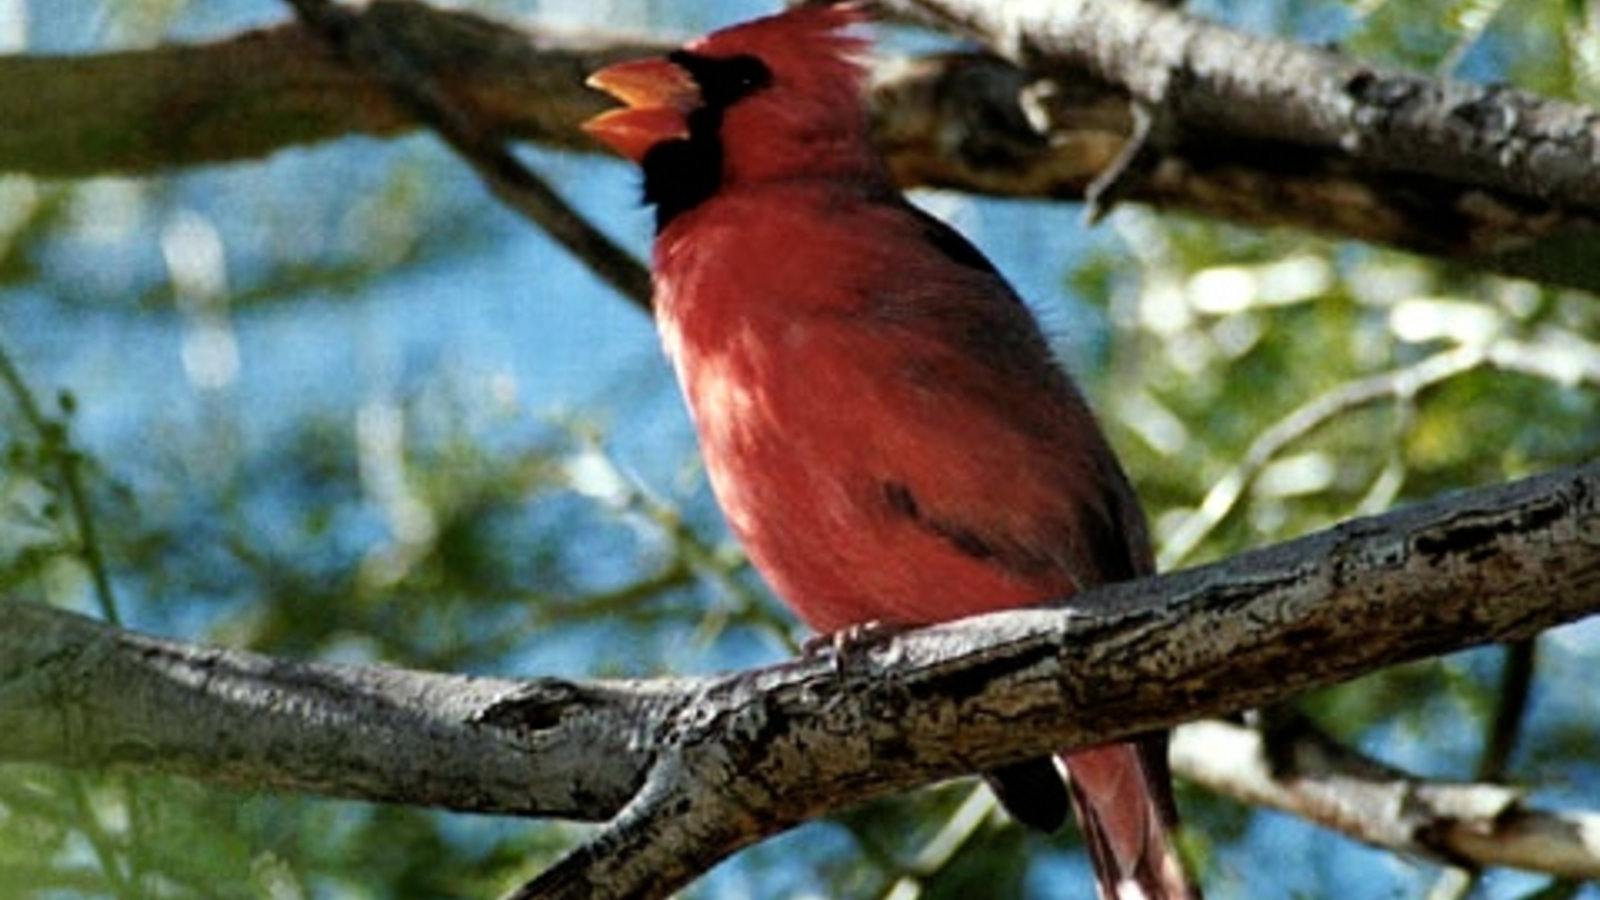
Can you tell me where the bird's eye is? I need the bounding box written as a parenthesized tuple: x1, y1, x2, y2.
(669, 51, 773, 107)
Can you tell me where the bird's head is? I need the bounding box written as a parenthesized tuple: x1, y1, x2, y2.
(584, 4, 878, 227)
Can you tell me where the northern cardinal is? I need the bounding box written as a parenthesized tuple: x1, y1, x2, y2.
(584, 5, 1198, 898)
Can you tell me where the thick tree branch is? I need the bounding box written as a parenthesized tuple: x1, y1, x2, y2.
(0, 604, 658, 818)
(5, 1, 1600, 290)
(884, 0, 1600, 263)
(2, 463, 1596, 899)
(889, 0, 1600, 202)
(0, 2, 646, 176)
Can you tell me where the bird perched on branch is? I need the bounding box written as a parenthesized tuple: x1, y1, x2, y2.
(584, 5, 1199, 898)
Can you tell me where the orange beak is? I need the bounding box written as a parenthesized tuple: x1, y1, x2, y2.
(583, 58, 702, 163)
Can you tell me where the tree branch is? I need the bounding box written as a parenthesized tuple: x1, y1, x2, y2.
(1172, 717, 1600, 880)
(3, 462, 1597, 899)
(0, 1, 647, 175)
(883, 0, 1600, 269)
(280, 0, 652, 309)
(5, 1, 1600, 289)
(889, 0, 1600, 201)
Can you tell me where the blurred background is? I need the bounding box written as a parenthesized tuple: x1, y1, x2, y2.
(1, 0, 1597, 898)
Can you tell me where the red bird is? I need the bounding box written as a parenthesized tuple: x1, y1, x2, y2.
(585, 6, 1199, 899)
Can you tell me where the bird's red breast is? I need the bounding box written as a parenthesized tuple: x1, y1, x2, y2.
(651, 179, 1140, 632)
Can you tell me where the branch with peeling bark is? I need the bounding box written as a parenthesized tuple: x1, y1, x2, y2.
(4, 0, 1600, 290)
(3, 463, 1596, 899)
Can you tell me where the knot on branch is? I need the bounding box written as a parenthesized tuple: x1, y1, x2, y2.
(474, 678, 604, 733)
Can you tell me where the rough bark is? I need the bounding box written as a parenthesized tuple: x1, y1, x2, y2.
(2, 462, 1596, 900)
(884, 0, 1600, 280)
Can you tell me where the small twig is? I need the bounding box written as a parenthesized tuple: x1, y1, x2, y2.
(1478, 638, 1537, 783)
(53, 406, 120, 626)
(552, 562, 696, 620)
(1158, 346, 1485, 568)
(1158, 334, 1600, 568)
(876, 784, 995, 896)
(0, 342, 119, 625)
(1436, 0, 1508, 77)
(1425, 566, 1540, 900)
(65, 779, 139, 900)
(283, 0, 653, 311)
(1083, 97, 1162, 224)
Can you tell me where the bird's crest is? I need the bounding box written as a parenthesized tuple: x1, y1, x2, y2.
(689, 3, 871, 109)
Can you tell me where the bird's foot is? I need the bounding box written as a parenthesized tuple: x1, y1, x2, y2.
(803, 621, 909, 671)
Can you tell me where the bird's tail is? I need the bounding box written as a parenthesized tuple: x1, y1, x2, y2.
(1064, 739, 1200, 900)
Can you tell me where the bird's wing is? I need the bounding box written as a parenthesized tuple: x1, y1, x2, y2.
(853, 199, 1154, 595)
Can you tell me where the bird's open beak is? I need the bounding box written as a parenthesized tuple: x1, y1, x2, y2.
(583, 58, 701, 162)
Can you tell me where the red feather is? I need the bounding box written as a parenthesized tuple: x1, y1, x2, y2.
(587, 6, 1201, 898)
